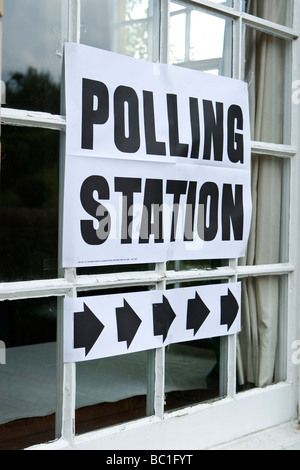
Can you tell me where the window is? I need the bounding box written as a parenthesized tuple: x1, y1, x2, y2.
(0, 0, 299, 450)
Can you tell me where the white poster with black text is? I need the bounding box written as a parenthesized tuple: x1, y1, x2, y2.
(62, 43, 252, 268)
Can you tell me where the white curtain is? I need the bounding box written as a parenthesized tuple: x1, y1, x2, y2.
(237, 0, 288, 387)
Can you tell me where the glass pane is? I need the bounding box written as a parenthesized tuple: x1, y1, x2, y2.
(0, 298, 57, 450)
(75, 351, 148, 434)
(165, 338, 223, 411)
(80, 0, 113, 51)
(81, 0, 159, 62)
(169, 2, 233, 77)
(0, 127, 60, 282)
(239, 155, 290, 266)
(75, 287, 149, 435)
(238, 275, 287, 391)
(244, 27, 292, 144)
(164, 281, 225, 411)
(77, 263, 156, 276)
(2, 0, 63, 114)
(243, 0, 293, 27)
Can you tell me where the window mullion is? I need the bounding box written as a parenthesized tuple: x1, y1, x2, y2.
(0, 263, 294, 301)
(241, 12, 298, 41)
(221, 0, 244, 400)
(68, 0, 81, 44)
(1, 108, 66, 130)
(145, 0, 171, 421)
(233, 0, 243, 79)
(160, 0, 170, 64)
(56, 270, 77, 442)
(289, 0, 300, 415)
(56, 0, 81, 443)
(228, 260, 239, 398)
(251, 141, 297, 158)
(153, 262, 167, 420)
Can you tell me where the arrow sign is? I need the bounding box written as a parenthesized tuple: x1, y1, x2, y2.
(64, 282, 241, 363)
(116, 299, 142, 348)
(220, 288, 239, 331)
(74, 303, 104, 356)
(186, 292, 210, 336)
(153, 295, 176, 342)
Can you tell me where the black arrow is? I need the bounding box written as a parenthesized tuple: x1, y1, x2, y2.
(116, 299, 142, 349)
(186, 292, 210, 336)
(221, 289, 239, 331)
(74, 303, 105, 356)
(153, 295, 176, 342)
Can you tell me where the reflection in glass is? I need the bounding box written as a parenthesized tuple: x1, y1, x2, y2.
(78, 1, 158, 277)
(0, 298, 57, 450)
(169, 1, 232, 77)
(165, 339, 222, 411)
(75, 287, 150, 435)
(75, 352, 148, 434)
(0, 126, 59, 282)
(81, 0, 159, 62)
(2, 0, 63, 113)
(164, 281, 224, 412)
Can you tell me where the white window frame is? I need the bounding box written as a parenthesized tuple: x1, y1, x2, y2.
(1, 0, 300, 449)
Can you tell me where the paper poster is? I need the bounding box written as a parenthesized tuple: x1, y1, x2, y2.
(63, 43, 252, 267)
(64, 282, 241, 363)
